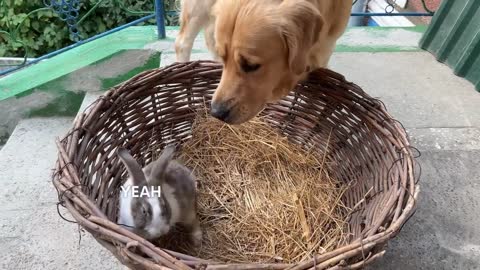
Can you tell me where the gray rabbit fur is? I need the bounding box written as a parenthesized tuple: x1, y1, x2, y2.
(117, 145, 202, 246)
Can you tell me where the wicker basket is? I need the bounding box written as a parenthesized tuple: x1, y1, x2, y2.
(53, 61, 419, 270)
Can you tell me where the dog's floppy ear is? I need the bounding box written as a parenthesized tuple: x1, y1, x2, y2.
(278, 1, 324, 75)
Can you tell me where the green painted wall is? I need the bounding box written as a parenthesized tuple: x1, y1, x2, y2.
(1, 49, 160, 115)
(0, 27, 159, 101)
(0, 49, 160, 146)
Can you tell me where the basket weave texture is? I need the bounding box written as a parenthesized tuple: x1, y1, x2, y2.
(53, 61, 419, 270)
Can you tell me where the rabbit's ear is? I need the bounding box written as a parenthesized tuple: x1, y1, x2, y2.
(149, 145, 176, 184)
(117, 148, 147, 187)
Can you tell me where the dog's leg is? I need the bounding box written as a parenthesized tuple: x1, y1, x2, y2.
(175, 1, 210, 62)
(203, 19, 220, 61)
(175, 18, 204, 62)
(310, 39, 337, 69)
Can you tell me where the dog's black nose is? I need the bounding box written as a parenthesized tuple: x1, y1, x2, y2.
(210, 102, 231, 121)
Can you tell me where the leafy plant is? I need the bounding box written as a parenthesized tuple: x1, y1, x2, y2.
(0, 0, 180, 58)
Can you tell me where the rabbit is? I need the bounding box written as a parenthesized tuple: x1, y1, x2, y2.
(117, 145, 202, 246)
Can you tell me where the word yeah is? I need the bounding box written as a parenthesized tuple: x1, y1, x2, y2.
(121, 186, 161, 198)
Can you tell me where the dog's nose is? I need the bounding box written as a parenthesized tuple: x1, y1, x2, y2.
(210, 102, 231, 121)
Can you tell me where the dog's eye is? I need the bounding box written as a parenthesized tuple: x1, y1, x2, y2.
(240, 57, 261, 73)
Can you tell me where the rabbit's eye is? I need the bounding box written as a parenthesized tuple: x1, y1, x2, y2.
(140, 202, 153, 219)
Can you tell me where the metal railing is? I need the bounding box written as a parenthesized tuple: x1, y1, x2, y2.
(0, 0, 436, 76)
(351, 0, 435, 16)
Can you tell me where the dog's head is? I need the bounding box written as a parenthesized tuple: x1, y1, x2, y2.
(210, 0, 324, 124)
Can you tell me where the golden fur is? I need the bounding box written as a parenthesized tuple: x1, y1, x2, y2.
(176, 0, 352, 124)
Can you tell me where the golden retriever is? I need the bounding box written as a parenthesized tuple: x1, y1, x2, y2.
(175, 0, 352, 124)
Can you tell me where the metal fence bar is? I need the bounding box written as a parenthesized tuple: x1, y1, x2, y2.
(154, 0, 166, 39)
(0, 14, 155, 77)
(351, 12, 433, 16)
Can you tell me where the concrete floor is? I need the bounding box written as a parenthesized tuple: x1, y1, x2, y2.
(1, 51, 479, 269)
(329, 53, 480, 270)
(0, 118, 122, 269)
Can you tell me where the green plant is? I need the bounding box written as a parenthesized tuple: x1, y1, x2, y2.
(0, 0, 180, 58)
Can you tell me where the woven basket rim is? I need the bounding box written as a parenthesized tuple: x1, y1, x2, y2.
(53, 60, 420, 270)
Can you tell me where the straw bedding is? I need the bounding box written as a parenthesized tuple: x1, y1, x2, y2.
(153, 110, 351, 263)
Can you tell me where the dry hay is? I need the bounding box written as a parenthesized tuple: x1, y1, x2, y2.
(155, 110, 351, 264)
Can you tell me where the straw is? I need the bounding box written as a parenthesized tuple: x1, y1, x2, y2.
(153, 110, 351, 264)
